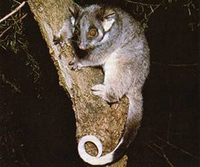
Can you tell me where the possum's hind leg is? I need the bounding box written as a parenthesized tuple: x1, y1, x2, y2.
(92, 61, 129, 103)
(92, 84, 121, 103)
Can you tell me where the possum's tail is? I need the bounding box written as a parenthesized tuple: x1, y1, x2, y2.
(78, 96, 142, 166)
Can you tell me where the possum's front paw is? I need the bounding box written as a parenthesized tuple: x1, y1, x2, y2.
(53, 34, 70, 47)
(53, 35, 62, 45)
(69, 58, 83, 70)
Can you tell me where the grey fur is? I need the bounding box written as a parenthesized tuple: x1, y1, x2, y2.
(54, 3, 150, 166)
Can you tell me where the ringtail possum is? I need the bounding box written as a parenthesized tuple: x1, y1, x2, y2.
(54, 3, 150, 166)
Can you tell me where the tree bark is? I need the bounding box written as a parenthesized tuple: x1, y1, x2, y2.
(28, 0, 129, 166)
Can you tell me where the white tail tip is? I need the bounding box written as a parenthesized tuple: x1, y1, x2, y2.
(78, 135, 114, 165)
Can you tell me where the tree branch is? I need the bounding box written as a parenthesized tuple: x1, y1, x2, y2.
(27, 0, 129, 166)
(0, 1, 26, 24)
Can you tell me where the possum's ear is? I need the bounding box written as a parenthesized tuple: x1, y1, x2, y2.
(69, 3, 83, 18)
(103, 8, 116, 20)
(101, 8, 116, 32)
(96, 6, 115, 21)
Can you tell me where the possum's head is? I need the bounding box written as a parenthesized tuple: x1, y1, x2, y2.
(69, 4, 116, 50)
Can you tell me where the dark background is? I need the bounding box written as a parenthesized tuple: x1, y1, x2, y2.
(0, 0, 199, 167)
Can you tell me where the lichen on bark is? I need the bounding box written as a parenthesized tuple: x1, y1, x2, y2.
(28, 0, 129, 166)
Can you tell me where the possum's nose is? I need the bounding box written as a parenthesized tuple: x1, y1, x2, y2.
(79, 44, 86, 50)
(79, 42, 89, 50)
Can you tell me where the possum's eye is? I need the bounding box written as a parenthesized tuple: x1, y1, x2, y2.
(88, 28, 98, 37)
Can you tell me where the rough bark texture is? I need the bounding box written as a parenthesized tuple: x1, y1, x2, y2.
(28, 0, 129, 166)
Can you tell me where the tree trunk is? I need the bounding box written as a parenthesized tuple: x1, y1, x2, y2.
(28, 0, 129, 166)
